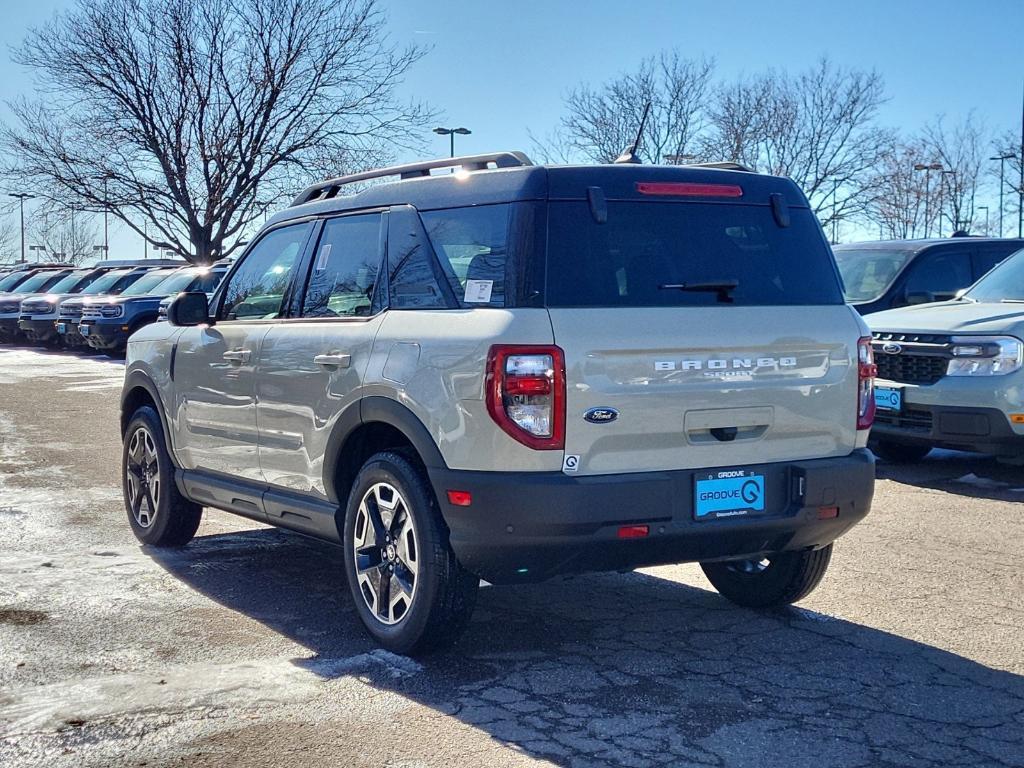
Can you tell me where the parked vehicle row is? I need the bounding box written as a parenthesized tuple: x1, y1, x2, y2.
(0, 260, 229, 354)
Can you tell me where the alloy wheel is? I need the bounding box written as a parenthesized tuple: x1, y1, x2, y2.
(125, 426, 160, 528)
(352, 482, 419, 625)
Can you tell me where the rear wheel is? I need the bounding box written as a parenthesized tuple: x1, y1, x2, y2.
(872, 439, 931, 464)
(342, 451, 478, 655)
(700, 544, 833, 608)
(122, 406, 202, 546)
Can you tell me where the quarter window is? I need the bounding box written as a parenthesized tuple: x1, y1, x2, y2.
(301, 213, 383, 318)
(220, 223, 311, 320)
(420, 205, 510, 307)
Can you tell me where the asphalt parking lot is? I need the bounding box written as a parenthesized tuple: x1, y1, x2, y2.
(0, 345, 1022, 768)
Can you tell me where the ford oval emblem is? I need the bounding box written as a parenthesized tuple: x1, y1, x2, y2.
(584, 407, 619, 424)
(882, 342, 902, 355)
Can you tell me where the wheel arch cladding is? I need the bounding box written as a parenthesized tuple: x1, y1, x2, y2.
(325, 397, 448, 509)
(121, 372, 168, 440)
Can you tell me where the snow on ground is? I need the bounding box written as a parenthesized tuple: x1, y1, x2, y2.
(0, 347, 124, 391)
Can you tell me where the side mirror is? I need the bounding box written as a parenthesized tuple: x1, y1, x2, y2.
(167, 291, 211, 327)
(954, 288, 968, 300)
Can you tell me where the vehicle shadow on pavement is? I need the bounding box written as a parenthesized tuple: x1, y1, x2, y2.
(877, 448, 1024, 503)
(150, 527, 1024, 768)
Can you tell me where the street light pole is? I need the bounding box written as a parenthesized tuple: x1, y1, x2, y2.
(990, 154, 1014, 237)
(978, 205, 989, 235)
(914, 162, 943, 238)
(432, 126, 472, 158)
(939, 170, 956, 238)
(7, 192, 36, 263)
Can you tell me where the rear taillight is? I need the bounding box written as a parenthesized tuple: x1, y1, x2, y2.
(486, 345, 566, 450)
(857, 336, 876, 430)
(635, 182, 744, 198)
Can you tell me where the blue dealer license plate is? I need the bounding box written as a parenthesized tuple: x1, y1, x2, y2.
(694, 470, 766, 520)
(874, 386, 902, 412)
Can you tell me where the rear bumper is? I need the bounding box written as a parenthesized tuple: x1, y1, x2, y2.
(872, 403, 1023, 454)
(429, 449, 875, 584)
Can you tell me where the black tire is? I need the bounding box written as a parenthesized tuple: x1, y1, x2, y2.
(872, 439, 932, 464)
(700, 544, 833, 608)
(342, 450, 478, 655)
(121, 405, 202, 546)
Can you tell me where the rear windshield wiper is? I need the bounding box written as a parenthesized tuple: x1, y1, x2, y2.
(659, 280, 739, 303)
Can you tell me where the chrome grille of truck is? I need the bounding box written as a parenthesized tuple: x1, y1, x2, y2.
(872, 332, 951, 385)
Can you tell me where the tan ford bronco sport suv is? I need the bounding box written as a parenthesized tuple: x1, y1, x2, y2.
(120, 152, 876, 653)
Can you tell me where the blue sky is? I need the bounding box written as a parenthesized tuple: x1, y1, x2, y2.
(1, 0, 1022, 257)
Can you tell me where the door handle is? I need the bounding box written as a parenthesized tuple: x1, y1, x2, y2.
(313, 353, 351, 368)
(222, 349, 251, 364)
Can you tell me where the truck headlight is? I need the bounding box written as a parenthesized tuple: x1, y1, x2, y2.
(100, 305, 123, 318)
(947, 336, 1023, 376)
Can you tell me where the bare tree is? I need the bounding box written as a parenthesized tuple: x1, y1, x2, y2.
(26, 209, 102, 264)
(558, 53, 714, 164)
(991, 131, 1024, 238)
(0, 215, 18, 262)
(702, 59, 891, 233)
(923, 114, 985, 236)
(2, 0, 428, 264)
(864, 139, 932, 239)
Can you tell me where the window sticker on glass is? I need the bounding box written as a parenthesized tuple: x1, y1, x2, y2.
(464, 279, 493, 303)
(315, 243, 332, 273)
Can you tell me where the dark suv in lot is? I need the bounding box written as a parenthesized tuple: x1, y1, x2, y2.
(80, 264, 227, 353)
(834, 238, 1024, 315)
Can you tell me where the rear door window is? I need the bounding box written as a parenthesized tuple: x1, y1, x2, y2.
(973, 244, 1019, 280)
(545, 202, 842, 307)
(902, 250, 972, 303)
(301, 213, 383, 318)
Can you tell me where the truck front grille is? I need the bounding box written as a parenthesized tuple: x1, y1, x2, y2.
(875, 354, 948, 385)
(81, 306, 103, 319)
(872, 332, 952, 385)
(60, 306, 83, 320)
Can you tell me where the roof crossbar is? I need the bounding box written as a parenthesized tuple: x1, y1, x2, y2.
(291, 151, 534, 207)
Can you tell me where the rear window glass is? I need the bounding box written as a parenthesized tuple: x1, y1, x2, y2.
(545, 202, 843, 307)
(421, 205, 510, 307)
(833, 248, 914, 303)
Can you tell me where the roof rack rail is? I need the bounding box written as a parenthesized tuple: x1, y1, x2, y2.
(684, 161, 755, 172)
(291, 151, 534, 207)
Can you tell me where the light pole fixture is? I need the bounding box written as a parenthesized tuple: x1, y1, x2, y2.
(7, 192, 36, 263)
(433, 126, 472, 158)
(913, 162, 944, 238)
(990, 153, 1014, 237)
(28, 244, 46, 263)
(92, 244, 108, 263)
(96, 172, 114, 257)
(977, 205, 989, 235)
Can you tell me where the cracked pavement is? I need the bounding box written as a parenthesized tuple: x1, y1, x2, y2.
(1, 346, 1022, 767)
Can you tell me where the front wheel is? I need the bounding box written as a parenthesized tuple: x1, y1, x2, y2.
(342, 451, 478, 655)
(700, 544, 833, 608)
(122, 406, 202, 546)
